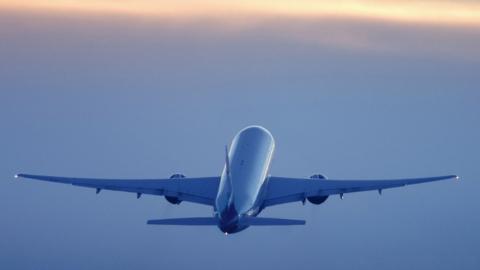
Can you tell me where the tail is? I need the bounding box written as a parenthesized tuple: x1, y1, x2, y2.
(225, 145, 235, 208)
(225, 144, 231, 178)
(147, 217, 305, 226)
(147, 217, 217, 225)
(244, 217, 306, 226)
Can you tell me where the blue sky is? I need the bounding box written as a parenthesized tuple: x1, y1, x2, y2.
(1, 4, 479, 270)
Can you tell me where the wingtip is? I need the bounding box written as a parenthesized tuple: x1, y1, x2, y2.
(455, 175, 460, 181)
(14, 173, 28, 179)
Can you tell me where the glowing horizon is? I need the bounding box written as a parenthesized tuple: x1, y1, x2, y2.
(1, 0, 480, 26)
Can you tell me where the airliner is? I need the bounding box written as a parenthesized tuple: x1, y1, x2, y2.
(16, 126, 458, 234)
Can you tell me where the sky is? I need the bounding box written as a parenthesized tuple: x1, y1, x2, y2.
(1, 1, 479, 270)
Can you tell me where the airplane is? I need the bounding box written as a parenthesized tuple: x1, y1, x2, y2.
(15, 125, 458, 235)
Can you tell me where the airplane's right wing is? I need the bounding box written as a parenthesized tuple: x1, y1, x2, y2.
(15, 174, 220, 206)
(263, 175, 458, 207)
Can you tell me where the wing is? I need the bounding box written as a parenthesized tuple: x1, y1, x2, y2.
(15, 173, 220, 206)
(263, 175, 458, 207)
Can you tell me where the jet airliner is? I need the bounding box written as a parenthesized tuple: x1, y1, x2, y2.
(16, 126, 458, 234)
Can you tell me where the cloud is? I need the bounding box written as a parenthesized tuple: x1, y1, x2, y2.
(1, 0, 480, 26)
(0, 2, 479, 63)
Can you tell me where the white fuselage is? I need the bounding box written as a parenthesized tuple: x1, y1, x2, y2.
(214, 126, 275, 233)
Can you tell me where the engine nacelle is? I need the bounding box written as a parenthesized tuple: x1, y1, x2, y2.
(165, 174, 186, 205)
(307, 174, 329, 205)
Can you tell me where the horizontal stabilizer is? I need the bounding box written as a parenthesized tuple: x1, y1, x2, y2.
(147, 217, 218, 226)
(244, 217, 306, 226)
(146, 217, 306, 226)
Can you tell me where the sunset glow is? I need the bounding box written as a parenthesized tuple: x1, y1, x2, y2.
(1, 0, 480, 26)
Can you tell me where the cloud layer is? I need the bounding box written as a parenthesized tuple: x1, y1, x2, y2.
(2, 5, 478, 62)
(1, 0, 480, 26)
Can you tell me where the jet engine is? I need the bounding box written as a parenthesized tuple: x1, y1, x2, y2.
(165, 174, 186, 205)
(307, 174, 329, 205)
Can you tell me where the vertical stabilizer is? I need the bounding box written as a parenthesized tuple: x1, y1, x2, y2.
(225, 145, 235, 208)
(225, 145, 231, 177)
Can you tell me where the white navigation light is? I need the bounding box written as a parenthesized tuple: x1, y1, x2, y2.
(14, 174, 19, 179)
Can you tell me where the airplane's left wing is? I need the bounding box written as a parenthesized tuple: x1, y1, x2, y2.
(263, 175, 458, 207)
(15, 174, 220, 206)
